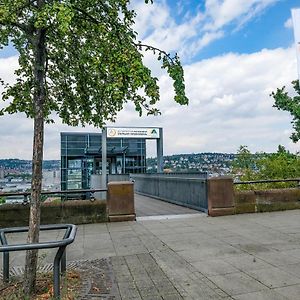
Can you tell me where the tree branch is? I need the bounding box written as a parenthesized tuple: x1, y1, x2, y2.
(71, 5, 171, 63)
(0, 20, 31, 34)
(133, 42, 175, 64)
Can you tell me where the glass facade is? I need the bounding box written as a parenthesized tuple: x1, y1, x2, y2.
(61, 132, 146, 193)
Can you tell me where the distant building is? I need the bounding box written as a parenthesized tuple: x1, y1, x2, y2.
(42, 170, 61, 191)
(61, 132, 147, 192)
(0, 169, 4, 179)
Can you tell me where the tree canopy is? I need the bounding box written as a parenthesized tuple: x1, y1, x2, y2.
(232, 145, 300, 190)
(0, 0, 188, 125)
(271, 80, 300, 143)
(0, 0, 189, 295)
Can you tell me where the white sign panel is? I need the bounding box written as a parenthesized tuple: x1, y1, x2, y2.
(106, 127, 160, 139)
(292, 8, 300, 80)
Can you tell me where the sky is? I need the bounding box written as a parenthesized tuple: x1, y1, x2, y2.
(0, 0, 300, 159)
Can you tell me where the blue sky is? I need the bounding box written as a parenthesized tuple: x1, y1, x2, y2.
(2, 1, 296, 60)
(0, 0, 299, 159)
(152, 0, 298, 61)
(198, 1, 295, 59)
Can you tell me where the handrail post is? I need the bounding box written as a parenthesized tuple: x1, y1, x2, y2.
(53, 245, 66, 299)
(0, 224, 77, 297)
(60, 227, 70, 275)
(3, 251, 9, 283)
(0, 232, 9, 283)
(61, 250, 66, 274)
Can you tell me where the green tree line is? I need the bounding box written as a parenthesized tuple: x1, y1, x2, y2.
(232, 145, 300, 190)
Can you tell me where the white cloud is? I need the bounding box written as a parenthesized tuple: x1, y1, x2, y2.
(0, 56, 18, 79)
(0, 47, 299, 159)
(111, 47, 300, 156)
(131, 1, 171, 39)
(132, 0, 278, 61)
(205, 0, 278, 31)
(284, 17, 293, 29)
(0, 2, 299, 159)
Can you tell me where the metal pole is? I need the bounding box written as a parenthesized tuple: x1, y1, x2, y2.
(156, 128, 163, 173)
(101, 127, 107, 199)
(53, 246, 66, 299)
(61, 251, 66, 274)
(3, 252, 9, 283)
(60, 227, 70, 274)
(0, 233, 9, 283)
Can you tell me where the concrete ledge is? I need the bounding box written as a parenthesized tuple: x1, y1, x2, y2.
(235, 203, 256, 214)
(255, 188, 300, 203)
(109, 214, 136, 222)
(209, 207, 235, 217)
(257, 202, 300, 212)
(234, 188, 300, 215)
(208, 179, 300, 217)
(234, 190, 256, 214)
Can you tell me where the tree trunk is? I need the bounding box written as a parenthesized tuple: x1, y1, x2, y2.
(23, 11, 46, 294)
(23, 114, 44, 295)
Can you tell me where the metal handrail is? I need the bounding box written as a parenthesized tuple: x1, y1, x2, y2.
(234, 178, 300, 185)
(0, 188, 107, 197)
(0, 224, 77, 299)
(0, 188, 108, 204)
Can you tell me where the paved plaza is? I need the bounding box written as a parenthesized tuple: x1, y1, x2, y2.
(2, 209, 300, 299)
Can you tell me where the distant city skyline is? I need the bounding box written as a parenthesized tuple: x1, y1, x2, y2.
(0, 0, 300, 159)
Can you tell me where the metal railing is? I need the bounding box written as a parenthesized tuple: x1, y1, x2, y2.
(0, 224, 77, 299)
(131, 173, 208, 212)
(0, 188, 108, 204)
(234, 178, 300, 186)
(132, 172, 208, 179)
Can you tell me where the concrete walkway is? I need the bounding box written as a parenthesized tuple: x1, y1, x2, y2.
(2, 210, 300, 299)
(135, 193, 202, 217)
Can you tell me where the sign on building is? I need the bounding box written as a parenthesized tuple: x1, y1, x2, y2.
(107, 127, 160, 139)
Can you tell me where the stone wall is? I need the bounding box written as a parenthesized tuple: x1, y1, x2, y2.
(208, 177, 300, 216)
(0, 200, 107, 227)
(235, 188, 300, 214)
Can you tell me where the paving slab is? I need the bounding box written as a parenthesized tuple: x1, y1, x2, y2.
(233, 289, 288, 300)
(2, 210, 300, 299)
(208, 272, 268, 296)
(244, 266, 300, 288)
(193, 258, 239, 276)
(275, 284, 300, 300)
(224, 254, 273, 271)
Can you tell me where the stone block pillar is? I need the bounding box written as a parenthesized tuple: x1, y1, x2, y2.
(107, 181, 136, 222)
(207, 177, 235, 217)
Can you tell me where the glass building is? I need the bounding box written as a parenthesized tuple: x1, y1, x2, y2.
(61, 132, 146, 192)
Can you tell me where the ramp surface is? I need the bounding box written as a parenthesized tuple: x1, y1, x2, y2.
(135, 193, 203, 217)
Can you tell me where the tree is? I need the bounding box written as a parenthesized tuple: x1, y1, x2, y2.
(256, 145, 300, 182)
(232, 145, 257, 181)
(271, 80, 300, 143)
(232, 145, 300, 190)
(0, 0, 188, 295)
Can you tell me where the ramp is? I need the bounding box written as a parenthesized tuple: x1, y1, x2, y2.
(135, 194, 203, 217)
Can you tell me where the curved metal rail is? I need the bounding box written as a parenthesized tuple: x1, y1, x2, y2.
(0, 188, 107, 204)
(234, 178, 300, 185)
(0, 224, 77, 299)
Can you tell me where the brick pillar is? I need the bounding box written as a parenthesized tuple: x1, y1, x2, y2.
(107, 181, 136, 222)
(207, 177, 235, 217)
